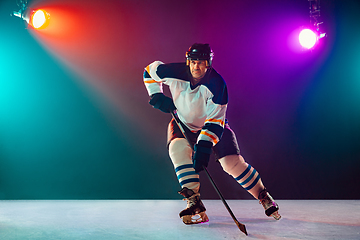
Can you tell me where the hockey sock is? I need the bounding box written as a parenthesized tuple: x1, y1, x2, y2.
(169, 138, 200, 193)
(218, 154, 265, 199)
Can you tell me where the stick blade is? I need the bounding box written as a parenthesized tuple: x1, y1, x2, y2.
(237, 221, 248, 235)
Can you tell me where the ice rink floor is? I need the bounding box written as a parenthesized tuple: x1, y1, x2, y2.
(0, 200, 359, 239)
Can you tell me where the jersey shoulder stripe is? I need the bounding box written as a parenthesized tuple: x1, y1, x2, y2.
(156, 63, 192, 82)
(202, 69, 228, 105)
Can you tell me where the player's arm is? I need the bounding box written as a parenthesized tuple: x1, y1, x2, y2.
(143, 61, 176, 113)
(192, 101, 227, 173)
(198, 101, 227, 146)
(193, 80, 228, 173)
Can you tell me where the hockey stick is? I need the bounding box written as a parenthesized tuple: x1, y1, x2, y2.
(171, 110, 247, 236)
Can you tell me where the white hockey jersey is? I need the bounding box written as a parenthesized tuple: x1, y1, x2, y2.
(143, 61, 228, 146)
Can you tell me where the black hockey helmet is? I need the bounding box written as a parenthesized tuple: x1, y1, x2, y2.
(186, 43, 214, 67)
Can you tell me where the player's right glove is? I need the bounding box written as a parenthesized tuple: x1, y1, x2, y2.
(193, 140, 213, 173)
(149, 93, 176, 113)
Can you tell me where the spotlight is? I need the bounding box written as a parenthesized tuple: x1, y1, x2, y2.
(30, 9, 50, 29)
(299, 29, 318, 49)
(299, 0, 326, 50)
(11, 0, 50, 29)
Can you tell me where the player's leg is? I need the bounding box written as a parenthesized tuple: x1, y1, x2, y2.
(218, 155, 281, 220)
(168, 138, 200, 193)
(167, 120, 208, 224)
(213, 123, 281, 220)
(218, 154, 264, 198)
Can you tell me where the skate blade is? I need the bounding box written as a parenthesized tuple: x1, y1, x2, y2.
(182, 212, 209, 225)
(271, 211, 281, 220)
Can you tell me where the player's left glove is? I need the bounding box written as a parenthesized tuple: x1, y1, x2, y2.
(193, 140, 213, 173)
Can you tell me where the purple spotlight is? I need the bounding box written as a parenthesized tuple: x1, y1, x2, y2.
(299, 29, 318, 49)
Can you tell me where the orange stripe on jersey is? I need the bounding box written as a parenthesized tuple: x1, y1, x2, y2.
(205, 118, 225, 126)
(144, 80, 157, 84)
(200, 130, 219, 144)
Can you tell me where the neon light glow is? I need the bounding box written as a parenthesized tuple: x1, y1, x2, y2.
(299, 29, 317, 49)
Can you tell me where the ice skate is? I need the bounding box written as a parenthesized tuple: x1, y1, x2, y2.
(178, 187, 209, 225)
(258, 189, 281, 220)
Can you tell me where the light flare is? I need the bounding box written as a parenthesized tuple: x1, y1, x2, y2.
(30, 9, 50, 29)
(299, 29, 318, 49)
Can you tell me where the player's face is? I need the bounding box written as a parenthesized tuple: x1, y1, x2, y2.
(189, 60, 208, 80)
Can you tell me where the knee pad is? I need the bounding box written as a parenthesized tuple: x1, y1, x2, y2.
(169, 138, 193, 167)
(219, 154, 246, 174)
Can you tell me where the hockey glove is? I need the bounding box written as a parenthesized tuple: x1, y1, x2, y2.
(149, 93, 176, 113)
(193, 140, 213, 173)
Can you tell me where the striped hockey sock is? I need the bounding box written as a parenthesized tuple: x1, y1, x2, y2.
(219, 155, 264, 198)
(175, 164, 200, 191)
(234, 164, 261, 191)
(169, 138, 200, 193)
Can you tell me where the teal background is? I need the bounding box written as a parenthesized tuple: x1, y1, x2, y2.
(0, 0, 359, 200)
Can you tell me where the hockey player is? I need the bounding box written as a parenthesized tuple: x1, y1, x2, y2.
(143, 43, 281, 224)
